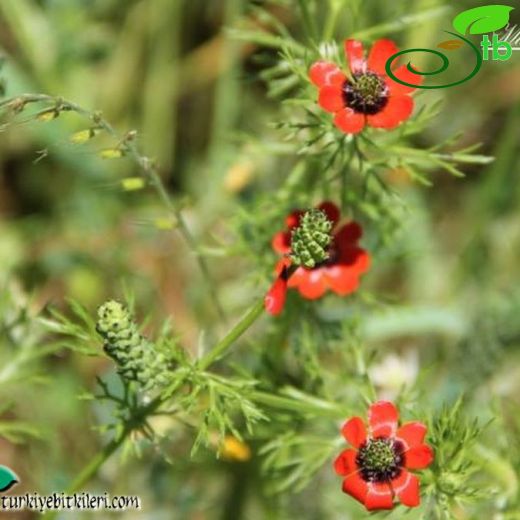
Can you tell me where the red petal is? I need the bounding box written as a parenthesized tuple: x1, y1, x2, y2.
(309, 60, 346, 88)
(367, 39, 399, 75)
(342, 472, 368, 505)
(274, 257, 291, 276)
(333, 449, 358, 476)
(286, 210, 304, 229)
(387, 65, 423, 94)
(405, 444, 434, 469)
(264, 272, 288, 316)
(353, 250, 371, 274)
(337, 247, 371, 274)
(341, 417, 367, 448)
(367, 95, 414, 129)
(318, 85, 344, 113)
(324, 266, 360, 296)
(397, 422, 427, 449)
(271, 231, 291, 254)
(334, 107, 365, 134)
(291, 269, 327, 300)
(317, 201, 340, 226)
(365, 482, 394, 510)
(393, 471, 421, 508)
(335, 221, 363, 244)
(344, 39, 366, 74)
(368, 401, 399, 438)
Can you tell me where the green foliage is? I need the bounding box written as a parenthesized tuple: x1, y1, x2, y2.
(425, 399, 489, 518)
(0, 0, 519, 519)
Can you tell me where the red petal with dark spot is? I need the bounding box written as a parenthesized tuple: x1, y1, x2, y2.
(318, 85, 345, 113)
(392, 469, 421, 507)
(309, 61, 346, 88)
(367, 95, 414, 129)
(368, 401, 399, 438)
(334, 107, 365, 134)
(365, 482, 394, 510)
(342, 472, 369, 505)
(333, 449, 358, 476)
(397, 422, 427, 449)
(387, 65, 423, 94)
(344, 39, 366, 74)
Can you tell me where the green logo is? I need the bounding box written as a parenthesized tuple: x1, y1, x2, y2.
(386, 5, 515, 89)
(0, 465, 18, 493)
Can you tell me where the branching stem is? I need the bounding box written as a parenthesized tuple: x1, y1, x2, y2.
(0, 94, 227, 321)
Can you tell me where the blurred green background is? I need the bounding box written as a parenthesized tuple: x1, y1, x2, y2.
(1, 0, 520, 518)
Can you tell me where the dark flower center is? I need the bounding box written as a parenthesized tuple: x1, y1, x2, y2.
(342, 72, 389, 115)
(356, 437, 405, 483)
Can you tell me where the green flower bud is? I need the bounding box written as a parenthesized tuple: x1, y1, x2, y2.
(96, 300, 171, 391)
(290, 209, 333, 268)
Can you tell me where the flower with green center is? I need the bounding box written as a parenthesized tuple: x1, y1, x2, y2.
(334, 401, 434, 511)
(290, 209, 333, 268)
(265, 201, 371, 315)
(96, 300, 171, 391)
(309, 38, 421, 134)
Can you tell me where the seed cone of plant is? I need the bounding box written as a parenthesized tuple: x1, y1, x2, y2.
(96, 300, 170, 390)
(290, 209, 333, 268)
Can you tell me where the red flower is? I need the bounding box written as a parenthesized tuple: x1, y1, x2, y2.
(334, 401, 434, 511)
(309, 39, 422, 134)
(264, 202, 370, 315)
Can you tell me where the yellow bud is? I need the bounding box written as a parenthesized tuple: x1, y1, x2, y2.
(154, 217, 178, 230)
(70, 128, 97, 144)
(220, 436, 251, 462)
(37, 109, 59, 122)
(99, 148, 124, 159)
(121, 177, 145, 191)
(224, 160, 255, 193)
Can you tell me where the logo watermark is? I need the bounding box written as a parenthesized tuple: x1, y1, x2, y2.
(0, 464, 140, 513)
(386, 4, 516, 89)
(0, 465, 18, 493)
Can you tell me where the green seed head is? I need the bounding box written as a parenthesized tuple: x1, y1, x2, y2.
(290, 209, 333, 268)
(96, 300, 171, 391)
(360, 438, 395, 473)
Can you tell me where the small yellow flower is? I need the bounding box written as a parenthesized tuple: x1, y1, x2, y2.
(121, 177, 146, 191)
(36, 109, 59, 122)
(224, 160, 254, 193)
(70, 128, 98, 144)
(154, 217, 178, 230)
(220, 435, 252, 462)
(99, 148, 124, 159)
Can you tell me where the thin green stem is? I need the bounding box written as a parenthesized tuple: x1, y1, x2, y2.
(297, 0, 318, 41)
(251, 390, 345, 418)
(323, 0, 340, 40)
(42, 298, 264, 500)
(0, 94, 227, 321)
(198, 298, 265, 370)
